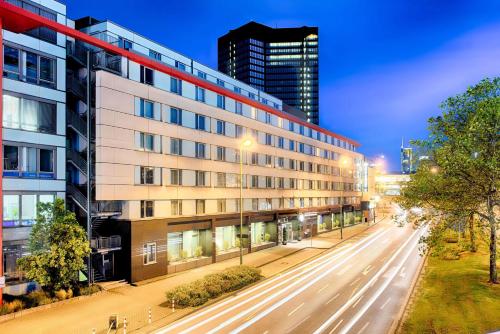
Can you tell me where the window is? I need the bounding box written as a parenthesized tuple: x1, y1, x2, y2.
(4, 46, 20, 80)
(196, 171, 206, 186)
(4, 46, 56, 87)
(140, 166, 155, 185)
(149, 49, 161, 60)
(252, 198, 258, 211)
(196, 200, 205, 214)
(249, 92, 256, 100)
(266, 176, 273, 188)
(170, 169, 182, 185)
(140, 66, 154, 85)
(251, 175, 258, 188)
(195, 114, 206, 131)
(265, 134, 272, 146)
(170, 138, 182, 155)
(216, 79, 225, 87)
(195, 86, 205, 102)
(170, 107, 182, 125)
(3, 193, 54, 228)
(216, 120, 225, 135)
(139, 132, 154, 151)
(277, 157, 284, 168)
(265, 155, 272, 166)
(195, 142, 206, 158)
(216, 146, 226, 161)
(289, 159, 296, 170)
(171, 200, 182, 215)
(217, 95, 225, 109)
(119, 38, 133, 50)
(170, 77, 182, 95)
(234, 86, 241, 94)
(175, 61, 186, 71)
(3, 145, 55, 178)
(217, 199, 226, 213)
(3, 94, 56, 133)
(251, 152, 258, 165)
(140, 99, 154, 119)
(290, 178, 296, 189)
(235, 101, 242, 115)
(300, 198, 305, 208)
(235, 125, 243, 138)
(197, 71, 206, 79)
(216, 172, 226, 187)
(289, 140, 295, 151)
(141, 201, 154, 218)
(289, 122, 295, 132)
(143, 242, 157, 264)
(278, 137, 284, 149)
(299, 143, 305, 153)
(299, 125, 305, 135)
(265, 113, 271, 124)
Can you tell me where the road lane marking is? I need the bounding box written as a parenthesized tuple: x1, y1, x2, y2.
(285, 315, 311, 334)
(317, 284, 330, 294)
(262, 331, 269, 334)
(337, 264, 353, 276)
(329, 319, 344, 334)
(380, 297, 391, 310)
(400, 266, 406, 279)
(349, 278, 361, 286)
(349, 286, 359, 299)
(312, 226, 426, 334)
(288, 302, 304, 317)
(337, 228, 428, 334)
(362, 265, 372, 275)
(357, 322, 370, 334)
(325, 293, 340, 305)
(217, 229, 392, 334)
(351, 295, 364, 308)
(157, 228, 389, 334)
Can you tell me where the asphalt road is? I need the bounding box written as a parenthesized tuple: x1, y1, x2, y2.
(155, 219, 426, 334)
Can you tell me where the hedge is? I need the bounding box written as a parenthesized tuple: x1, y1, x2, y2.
(165, 265, 261, 308)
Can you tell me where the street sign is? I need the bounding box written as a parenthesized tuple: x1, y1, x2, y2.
(0, 276, 5, 288)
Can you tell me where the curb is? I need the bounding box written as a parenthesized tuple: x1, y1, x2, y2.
(390, 252, 429, 334)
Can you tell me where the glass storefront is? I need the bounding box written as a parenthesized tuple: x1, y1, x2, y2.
(251, 222, 276, 245)
(167, 229, 211, 263)
(318, 214, 332, 232)
(216, 225, 249, 254)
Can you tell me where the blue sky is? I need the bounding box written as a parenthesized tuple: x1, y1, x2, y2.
(67, 0, 500, 171)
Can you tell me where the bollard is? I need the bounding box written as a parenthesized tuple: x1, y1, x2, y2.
(92, 329, 96, 334)
(148, 307, 152, 324)
(172, 298, 175, 313)
(123, 317, 127, 334)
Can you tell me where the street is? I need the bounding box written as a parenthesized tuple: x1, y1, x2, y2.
(155, 219, 426, 334)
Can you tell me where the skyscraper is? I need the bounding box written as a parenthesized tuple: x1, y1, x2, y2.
(218, 22, 319, 124)
(400, 139, 414, 174)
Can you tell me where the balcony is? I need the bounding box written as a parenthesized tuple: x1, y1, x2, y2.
(92, 50, 121, 75)
(93, 201, 122, 218)
(91, 235, 121, 252)
(66, 40, 88, 66)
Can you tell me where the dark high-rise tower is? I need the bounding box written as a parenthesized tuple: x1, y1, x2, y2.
(218, 22, 319, 124)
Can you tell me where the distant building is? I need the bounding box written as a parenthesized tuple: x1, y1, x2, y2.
(218, 22, 319, 124)
(400, 139, 414, 174)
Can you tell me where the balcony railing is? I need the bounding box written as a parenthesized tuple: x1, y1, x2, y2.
(93, 50, 121, 74)
(93, 201, 122, 217)
(91, 235, 121, 250)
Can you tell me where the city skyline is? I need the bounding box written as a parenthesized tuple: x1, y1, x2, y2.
(66, 0, 500, 170)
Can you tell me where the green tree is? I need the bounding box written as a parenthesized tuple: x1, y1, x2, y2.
(398, 77, 499, 283)
(17, 198, 91, 292)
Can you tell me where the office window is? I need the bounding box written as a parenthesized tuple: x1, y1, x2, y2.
(216, 172, 226, 187)
(197, 71, 206, 79)
(195, 142, 206, 158)
(217, 199, 226, 213)
(195, 114, 206, 131)
(216, 146, 226, 161)
(235, 101, 243, 115)
(196, 200, 205, 214)
(266, 176, 273, 188)
(170, 169, 182, 185)
(265, 155, 272, 166)
(4, 46, 20, 80)
(170, 107, 182, 125)
(249, 92, 256, 100)
(251, 152, 258, 165)
(170, 77, 182, 95)
(195, 86, 206, 102)
(265, 113, 271, 124)
(251, 175, 258, 188)
(252, 198, 258, 211)
(235, 125, 243, 138)
(277, 177, 284, 189)
(234, 86, 241, 94)
(171, 200, 182, 215)
(149, 49, 161, 60)
(39, 149, 53, 174)
(289, 140, 295, 151)
(119, 38, 133, 50)
(139, 133, 154, 151)
(140, 99, 154, 119)
(175, 61, 186, 71)
(216, 120, 225, 135)
(217, 95, 225, 109)
(140, 66, 154, 85)
(143, 242, 156, 264)
(170, 138, 182, 155)
(277, 157, 284, 168)
(265, 133, 272, 146)
(290, 178, 296, 189)
(3, 94, 56, 134)
(299, 143, 305, 153)
(195, 171, 206, 186)
(289, 159, 296, 170)
(278, 137, 284, 149)
(3, 146, 18, 172)
(300, 198, 305, 208)
(289, 122, 295, 132)
(289, 198, 295, 208)
(3, 145, 55, 178)
(140, 166, 155, 185)
(3, 46, 55, 87)
(216, 79, 225, 87)
(299, 125, 304, 135)
(38, 56, 55, 88)
(140, 201, 154, 218)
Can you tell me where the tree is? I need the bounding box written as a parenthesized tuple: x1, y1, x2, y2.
(398, 77, 499, 283)
(17, 198, 91, 292)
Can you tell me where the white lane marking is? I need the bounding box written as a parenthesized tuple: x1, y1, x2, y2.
(223, 229, 392, 334)
(382, 238, 390, 244)
(362, 265, 372, 275)
(157, 229, 387, 334)
(337, 264, 353, 276)
(317, 284, 329, 294)
(357, 322, 370, 334)
(329, 319, 344, 334)
(349, 278, 361, 286)
(400, 266, 406, 279)
(351, 295, 364, 308)
(312, 227, 426, 334)
(288, 302, 304, 317)
(337, 229, 427, 334)
(285, 315, 311, 334)
(380, 297, 391, 310)
(262, 331, 269, 334)
(325, 293, 340, 305)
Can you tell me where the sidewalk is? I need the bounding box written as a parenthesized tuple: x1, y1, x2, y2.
(0, 222, 376, 334)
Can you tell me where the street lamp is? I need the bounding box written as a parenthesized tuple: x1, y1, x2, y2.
(239, 137, 253, 265)
(339, 157, 350, 239)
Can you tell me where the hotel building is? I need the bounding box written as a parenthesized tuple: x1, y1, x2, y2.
(1, 0, 367, 290)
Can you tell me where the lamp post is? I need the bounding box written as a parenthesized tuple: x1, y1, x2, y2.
(339, 158, 350, 239)
(239, 137, 253, 265)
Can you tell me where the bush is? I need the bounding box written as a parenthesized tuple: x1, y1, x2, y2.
(26, 290, 53, 307)
(166, 265, 261, 308)
(55, 289, 67, 301)
(0, 300, 24, 315)
(78, 284, 102, 296)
